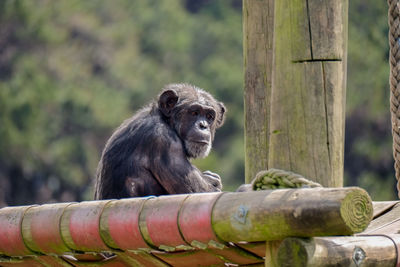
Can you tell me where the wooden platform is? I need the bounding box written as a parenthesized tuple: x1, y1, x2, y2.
(276, 201, 400, 266)
(0, 188, 388, 267)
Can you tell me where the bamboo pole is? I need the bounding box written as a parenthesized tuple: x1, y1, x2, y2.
(277, 235, 400, 267)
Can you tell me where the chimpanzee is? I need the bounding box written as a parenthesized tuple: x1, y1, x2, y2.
(94, 83, 226, 200)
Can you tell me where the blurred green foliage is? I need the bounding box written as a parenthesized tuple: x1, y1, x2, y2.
(0, 0, 244, 205)
(0, 0, 396, 205)
(345, 0, 396, 200)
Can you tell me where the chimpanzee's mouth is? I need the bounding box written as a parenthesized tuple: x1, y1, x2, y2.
(185, 139, 212, 159)
(190, 140, 209, 145)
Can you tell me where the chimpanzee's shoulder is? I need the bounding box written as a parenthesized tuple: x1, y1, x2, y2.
(149, 116, 180, 142)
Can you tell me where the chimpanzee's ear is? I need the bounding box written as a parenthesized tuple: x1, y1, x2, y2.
(158, 89, 179, 117)
(216, 102, 226, 127)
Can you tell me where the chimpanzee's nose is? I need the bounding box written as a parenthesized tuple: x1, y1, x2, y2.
(199, 120, 208, 130)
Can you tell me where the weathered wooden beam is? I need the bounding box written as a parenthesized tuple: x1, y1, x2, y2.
(264, 240, 282, 267)
(243, 0, 274, 183)
(372, 201, 399, 219)
(308, 0, 347, 60)
(0, 189, 372, 257)
(243, 0, 348, 187)
(277, 235, 400, 267)
(212, 187, 372, 242)
(363, 202, 400, 234)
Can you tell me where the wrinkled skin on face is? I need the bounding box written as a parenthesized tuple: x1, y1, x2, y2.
(167, 89, 224, 159)
(94, 83, 226, 200)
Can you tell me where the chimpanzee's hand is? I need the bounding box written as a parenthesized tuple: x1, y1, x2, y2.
(203, 170, 222, 191)
(236, 183, 252, 192)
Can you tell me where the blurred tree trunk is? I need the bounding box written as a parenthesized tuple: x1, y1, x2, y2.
(243, 0, 348, 187)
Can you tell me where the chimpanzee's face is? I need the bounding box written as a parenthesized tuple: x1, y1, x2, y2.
(157, 85, 226, 159)
(176, 102, 217, 158)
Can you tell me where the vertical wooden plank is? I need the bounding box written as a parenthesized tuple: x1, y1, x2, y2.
(289, 62, 330, 182)
(273, 61, 344, 187)
(308, 0, 344, 60)
(267, 0, 293, 172)
(323, 61, 346, 187)
(290, 0, 312, 61)
(264, 241, 281, 267)
(243, 1, 348, 266)
(243, 0, 274, 183)
(244, 0, 347, 187)
(301, 62, 328, 182)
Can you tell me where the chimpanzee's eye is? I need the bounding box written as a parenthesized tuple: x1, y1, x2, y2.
(206, 113, 215, 121)
(167, 99, 176, 108)
(191, 111, 199, 116)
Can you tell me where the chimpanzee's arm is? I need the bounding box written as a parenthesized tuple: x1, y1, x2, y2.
(149, 137, 221, 194)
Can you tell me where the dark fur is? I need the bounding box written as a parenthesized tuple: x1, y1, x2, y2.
(94, 83, 226, 200)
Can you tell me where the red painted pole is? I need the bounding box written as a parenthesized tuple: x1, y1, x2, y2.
(22, 203, 73, 254)
(100, 197, 150, 250)
(139, 194, 190, 250)
(60, 200, 112, 252)
(0, 206, 36, 256)
(178, 192, 223, 247)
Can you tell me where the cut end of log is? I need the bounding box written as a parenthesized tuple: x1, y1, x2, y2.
(340, 188, 373, 233)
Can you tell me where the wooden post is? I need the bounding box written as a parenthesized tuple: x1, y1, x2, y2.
(243, 0, 274, 184)
(277, 235, 400, 267)
(212, 187, 372, 242)
(243, 0, 348, 187)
